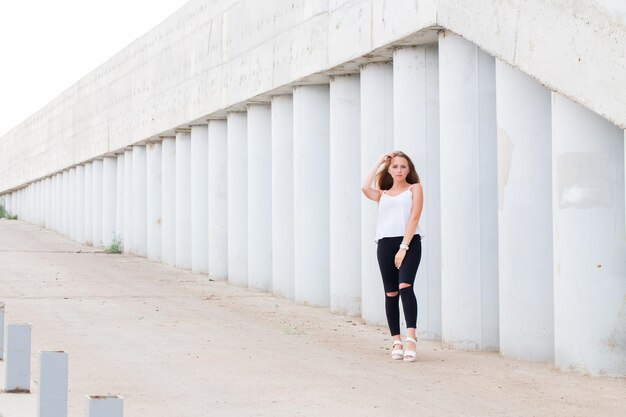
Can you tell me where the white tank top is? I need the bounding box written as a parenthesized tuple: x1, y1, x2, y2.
(375, 185, 423, 242)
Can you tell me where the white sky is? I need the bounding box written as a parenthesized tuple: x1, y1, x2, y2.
(0, 0, 190, 136)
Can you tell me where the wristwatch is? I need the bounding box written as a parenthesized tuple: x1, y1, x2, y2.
(399, 242, 409, 250)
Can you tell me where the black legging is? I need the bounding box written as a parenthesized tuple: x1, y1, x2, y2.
(376, 235, 421, 336)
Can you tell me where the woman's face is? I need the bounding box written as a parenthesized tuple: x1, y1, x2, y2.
(388, 156, 409, 182)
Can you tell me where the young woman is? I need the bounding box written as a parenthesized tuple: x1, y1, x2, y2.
(361, 151, 423, 362)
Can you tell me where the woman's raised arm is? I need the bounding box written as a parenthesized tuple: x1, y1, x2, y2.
(361, 153, 391, 202)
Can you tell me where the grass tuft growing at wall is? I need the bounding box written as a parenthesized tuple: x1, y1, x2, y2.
(0, 204, 17, 220)
(105, 235, 124, 254)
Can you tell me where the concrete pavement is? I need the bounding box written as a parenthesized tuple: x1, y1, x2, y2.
(0, 219, 624, 417)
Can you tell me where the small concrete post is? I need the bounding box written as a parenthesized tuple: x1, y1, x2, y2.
(86, 395, 123, 417)
(38, 351, 68, 417)
(5, 324, 31, 393)
(0, 301, 4, 361)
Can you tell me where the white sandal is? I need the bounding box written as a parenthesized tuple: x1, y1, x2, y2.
(391, 340, 404, 360)
(403, 337, 417, 362)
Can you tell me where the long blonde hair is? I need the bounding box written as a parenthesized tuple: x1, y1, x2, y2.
(376, 150, 420, 190)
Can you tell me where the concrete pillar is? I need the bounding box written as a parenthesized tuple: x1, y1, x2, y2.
(38, 351, 68, 417)
(14, 189, 19, 219)
(552, 93, 625, 376)
(14, 189, 18, 218)
(30, 183, 34, 223)
(12, 190, 17, 218)
(293, 84, 330, 307)
(45, 177, 52, 229)
(116, 154, 125, 243)
(62, 170, 69, 236)
(19, 188, 23, 219)
(270, 95, 295, 299)
(39, 178, 48, 227)
(20, 188, 24, 219)
(393, 45, 442, 339)
(495, 60, 554, 362)
(247, 104, 273, 291)
(23, 187, 27, 219)
(30, 184, 35, 223)
(15, 190, 19, 220)
(24, 184, 30, 222)
(190, 125, 209, 274)
(33, 179, 41, 226)
(208, 120, 228, 280)
(84, 163, 93, 245)
(329, 75, 361, 316)
(147, 142, 162, 262)
(30, 185, 35, 224)
(35, 181, 40, 225)
(25, 186, 30, 222)
(0, 301, 4, 360)
(69, 168, 76, 240)
(102, 157, 117, 247)
(38, 180, 44, 226)
(5, 324, 31, 392)
(123, 149, 134, 253)
(227, 112, 248, 286)
(132, 145, 147, 256)
(33, 182, 39, 225)
(30, 183, 36, 224)
(161, 137, 176, 266)
(32, 183, 37, 223)
(9, 192, 13, 216)
(13, 189, 17, 219)
(361, 62, 394, 325)
(5, 193, 12, 218)
(39, 180, 45, 226)
(175, 131, 192, 269)
(31, 183, 35, 223)
(38, 181, 42, 225)
(76, 166, 85, 244)
(438, 31, 499, 350)
(22, 186, 27, 221)
(40, 181, 45, 226)
(86, 396, 123, 417)
(92, 160, 103, 247)
(49, 177, 54, 230)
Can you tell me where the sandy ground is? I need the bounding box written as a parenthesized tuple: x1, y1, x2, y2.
(0, 219, 624, 417)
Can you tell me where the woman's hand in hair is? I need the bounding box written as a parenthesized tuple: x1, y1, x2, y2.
(394, 249, 406, 269)
(362, 153, 392, 202)
(378, 152, 393, 166)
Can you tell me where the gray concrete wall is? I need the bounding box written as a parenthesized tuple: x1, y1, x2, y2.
(1, 0, 625, 192)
